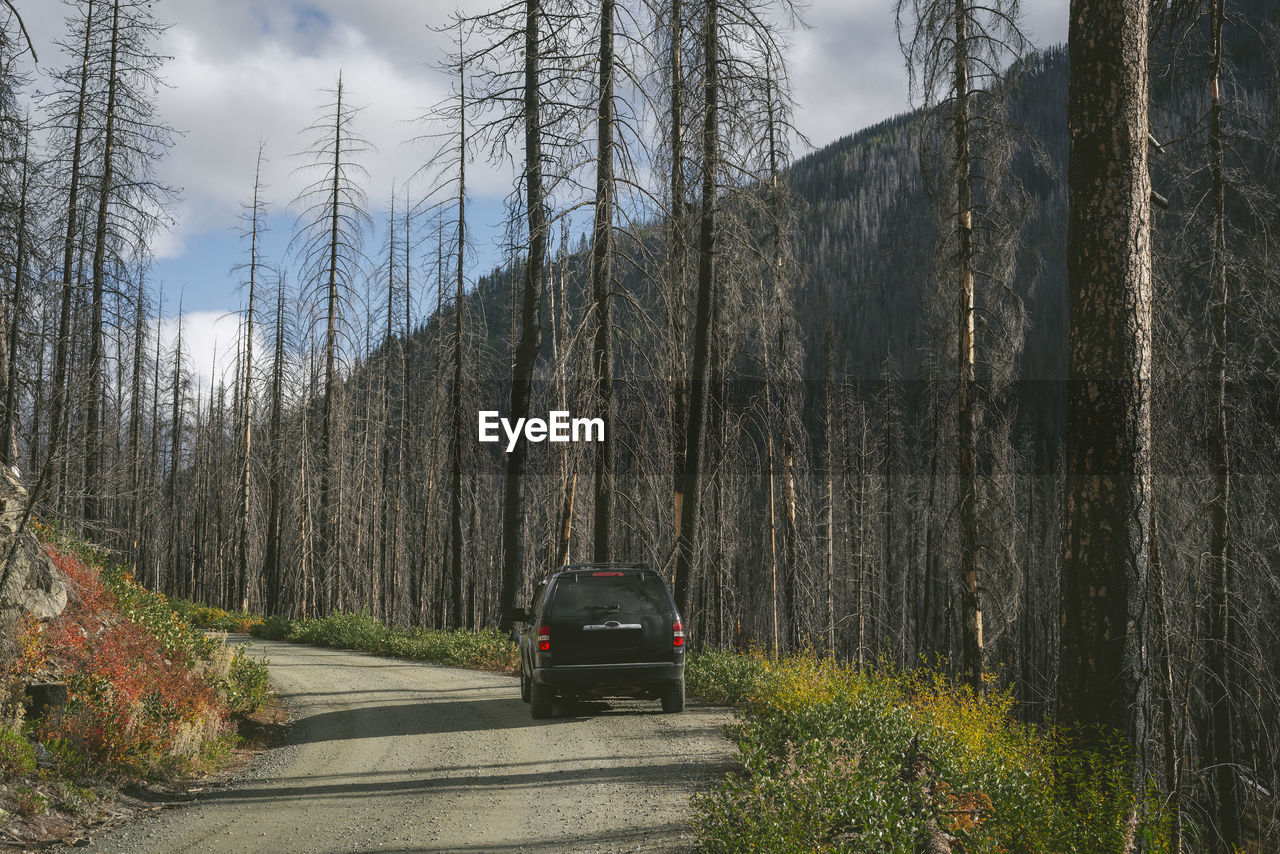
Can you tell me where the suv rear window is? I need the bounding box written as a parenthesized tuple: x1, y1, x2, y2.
(546, 573, 671, 617)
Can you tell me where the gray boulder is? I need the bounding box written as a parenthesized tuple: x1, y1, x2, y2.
(0, 466, 67, 622)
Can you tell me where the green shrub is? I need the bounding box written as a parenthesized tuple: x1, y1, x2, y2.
(248, 612, 518, 672)
(0, 724, 35, 777)
(103, 576, 217, 666)
(14, 785, 49, 817)
(223, 648, 271, 715)
(170, 599, 263, 634)
(692, 652, 1170, 854)
(687, 648, 771, 705)
(252, 615, 294, 641)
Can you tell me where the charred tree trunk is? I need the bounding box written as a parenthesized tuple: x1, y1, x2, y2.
(46, 0, 95, 518)
(953, 0, 983, 694)
(673, 0, 718, 617)
(263, 283, 286, 616)
(167, 309, 185, 597)
(1204, 0, 1239, 845)
(668, 0, 689, 545)
(1, 129, 32, 468)
(823, 317, 836, 654)
(236, 149, 264, 613)
(1058, 0, 1153, 777)
(590, 0, 617, 563)
(127, 277, 146, 571)
(84, 0, 122, 532)
(447, 58, 469, 628)
(317, 74, 346, 617)
(498, 0, 547, 630)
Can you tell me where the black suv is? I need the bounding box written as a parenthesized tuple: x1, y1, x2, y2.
(512, 564, 686, 719)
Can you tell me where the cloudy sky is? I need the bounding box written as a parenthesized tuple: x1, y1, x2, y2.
(17, 0, 1066, 388)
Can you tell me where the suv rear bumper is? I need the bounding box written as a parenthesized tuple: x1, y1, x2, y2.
(533, 661, 683, 690)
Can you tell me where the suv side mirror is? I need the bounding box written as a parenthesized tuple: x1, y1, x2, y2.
(510, 607, 528, 624)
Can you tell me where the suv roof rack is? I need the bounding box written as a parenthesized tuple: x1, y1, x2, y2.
(560, 562, 649, 572)
(562, 562, 647, 568)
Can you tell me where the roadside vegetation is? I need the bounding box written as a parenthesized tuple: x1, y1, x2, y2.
(175, 607, 519, 673)
(182, 603, 1166, 851)
(0, 526, 271, 842)
(688, 650, 1171, 853)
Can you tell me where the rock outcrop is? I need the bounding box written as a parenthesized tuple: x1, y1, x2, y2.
(0, 466, 66, 624)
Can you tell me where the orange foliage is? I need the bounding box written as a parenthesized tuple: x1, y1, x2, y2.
(32, 547, 225, 772)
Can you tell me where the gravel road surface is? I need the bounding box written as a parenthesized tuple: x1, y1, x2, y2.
(75, 637, 736, 853)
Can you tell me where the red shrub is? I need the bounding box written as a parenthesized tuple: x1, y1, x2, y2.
(35, 547, 226, 773)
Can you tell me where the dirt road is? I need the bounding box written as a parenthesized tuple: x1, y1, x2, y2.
(79, 637, 736, 853)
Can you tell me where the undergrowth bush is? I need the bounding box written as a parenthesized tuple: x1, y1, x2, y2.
(0, 723, 36, 776)
(686, 647, 772, 705)
(692, 652, 1170, 854)
(223, 648, 272, 715)
(2, 525, 272, 781)
(170, 600, 264, 634)
(249, 612, 518, 672)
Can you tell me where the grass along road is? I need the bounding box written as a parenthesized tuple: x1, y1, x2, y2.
(72, 636, 735, 853)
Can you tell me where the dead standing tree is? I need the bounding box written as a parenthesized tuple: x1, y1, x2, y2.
(233, 145, 270, 613)
(673, 0, 803, 622)
(0, 16, 38, 472)
(82, 0, 174, 537)
(416, 23, 476, 629)
(896, 0, 1030, 690)
(262, 281, 289, 617)
(1203, 0, 1238, 842)
(1058, 0, 1154, 802)
(26, 0, 98, 531)
(463, 0, 586, 627)
(589, 0, 619, 563)
(290, 72, 371, 616)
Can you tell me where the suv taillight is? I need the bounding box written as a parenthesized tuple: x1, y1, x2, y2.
(538, 625, 551, 651)
(673, 620, 685, 648)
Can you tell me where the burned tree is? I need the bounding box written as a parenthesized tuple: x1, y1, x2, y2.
(290, 73, 371, 616)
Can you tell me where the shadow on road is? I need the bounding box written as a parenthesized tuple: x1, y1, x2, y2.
(285, 695, 714, 744)
(188, 755, 730, 806)
(285, 696, 548, 741)
(364, 821, 692, 853)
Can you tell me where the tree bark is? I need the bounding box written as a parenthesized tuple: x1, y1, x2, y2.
(168, 308, 184, 597)
(317, 74, 345, 616)
(1057, 0, 1153, 775)
(668, 0, 689, 545)
(127, 277, 146, 572)
(953, 0, 983, 694)
(590, 0, 617, 563)
(85, 0, 122, 532)
(498, 0, 547, 630)
(447, 54, 468, 628)
(673, 0, 718, 617)
(237, 148, 264, 613)
(263, 283, 286, 616)
(1205, 0, 1239, 844)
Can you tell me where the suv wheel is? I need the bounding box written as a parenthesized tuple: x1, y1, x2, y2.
(530, 681, 554, 719)
(661, 679, 685, 713)
(520, 662, 531, 703)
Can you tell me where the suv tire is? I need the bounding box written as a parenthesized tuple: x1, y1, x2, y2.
(520, 663, 531, 703)
(661, 679, 685, 713)
(530, 681, 554, 719)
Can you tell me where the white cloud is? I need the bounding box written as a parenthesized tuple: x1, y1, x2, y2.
(790, 0, 1067, 153)
(154, 7, 511, 252)
(18, 0, 1070, 316)
(25, 0, 513, 264)
(159, 309, 253, 398)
